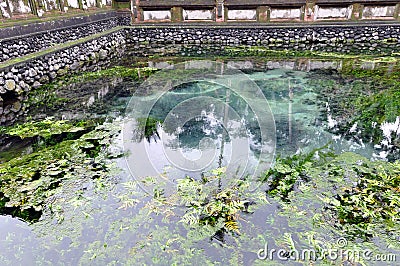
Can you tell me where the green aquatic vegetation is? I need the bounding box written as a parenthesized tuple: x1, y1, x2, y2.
(0, 122, 121, 222)
(121, 167, 267, 237)
(256, 151, 400, 265)
(340, 62, 400, 80)
(358, 56, 398, 63)
(0, 117, 92, 139)
(66, 154, 396, 265)
(308, 67, 400, 154)
(0, 118, 101, 163)
(27, 66, 159, 109)
(321, 153, 400, 237)
(354, 79, 400, 124)
(138, 167, 255, 236)
(16, 150, 397, 265)
(261, 145, 335, 199)
(27, 85, 70, 109)
(177, 168, 247, 234)
(265, 149, 400, 239)
(66, 66, 158, 83)
(352, 86, 400, 147)
(225, 46, 314, 58)
(135, 117, 162, 142)
(2, 54, 400, 262)
(223, 46, 397, 59)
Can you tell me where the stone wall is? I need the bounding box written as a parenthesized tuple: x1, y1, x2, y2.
(125, 24, 400, 46)
(0, 12, 130, 63)
(0, 29, 127, 124)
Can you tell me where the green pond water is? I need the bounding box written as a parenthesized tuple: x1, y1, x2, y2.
(0, 51, 399, 265)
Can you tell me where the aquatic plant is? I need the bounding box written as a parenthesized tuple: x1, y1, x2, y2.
(26, 65, 159, 111)
(0, 117, 93, 139)
(261, 145, 334, 199)
(2, 50, 400, 263)
(0, 122, 121, 222)
(263, 146, 400, 240)
(65, 66, 158, 83)
(178, 168, 247, 234)
(134, 117, 162, 142)
(224, 46, 400, 59)
(320, 153, 400, 238)
(308, 67, 400, 159)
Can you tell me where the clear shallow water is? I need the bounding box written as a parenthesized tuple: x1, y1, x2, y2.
(0, 59, 398, 264)
(123, 66, 376, 193)
(123, 63, 276, 194)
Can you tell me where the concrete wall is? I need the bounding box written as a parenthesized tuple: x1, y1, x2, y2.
(0, 11, 129, 39)
(315, 6, 352, 20)
(362, 5, 396, 19)
(1, 0, 399, 22)
(270, 7, 301, 20)
(143, 10, 171, 21)
(183, 9, 213, 20)
(227, 9, 256, 20)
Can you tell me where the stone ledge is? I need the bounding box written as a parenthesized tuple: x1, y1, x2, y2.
(129, 21, 400, 28)
(0, 11, 129, 40)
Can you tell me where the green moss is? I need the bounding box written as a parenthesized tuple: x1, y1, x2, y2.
(58, 65, 158, 84)
(27, 85, 70, 109)
(0, 118, 92, 139)
(223, 46, 397, 59)
(0, 121, 121, 222)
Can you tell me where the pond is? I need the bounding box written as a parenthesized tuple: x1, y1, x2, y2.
(0, 44, 399, 265)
